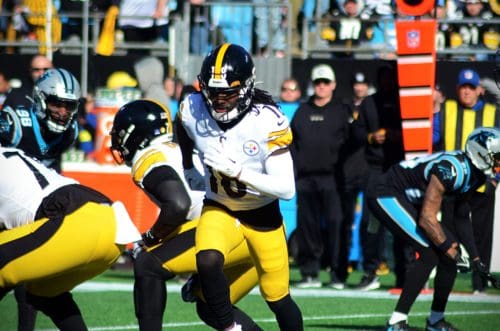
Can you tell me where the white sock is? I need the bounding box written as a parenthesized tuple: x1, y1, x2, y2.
(428, 310, 444, 325)
(389, 312, 408, 325)
(225, 322, 242, 331)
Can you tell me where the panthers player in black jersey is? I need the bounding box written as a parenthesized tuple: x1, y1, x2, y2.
(367, 127, 500, 331)
(110, 99, 262, 331)
(0, 68, 80, 172)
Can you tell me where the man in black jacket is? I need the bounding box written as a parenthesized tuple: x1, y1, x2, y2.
(290, 63, 349, 289)
(352, 63, 410, 291)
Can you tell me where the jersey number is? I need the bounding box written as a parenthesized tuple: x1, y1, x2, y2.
(3, 151, 49, 188)
(207, 167, 246, 198)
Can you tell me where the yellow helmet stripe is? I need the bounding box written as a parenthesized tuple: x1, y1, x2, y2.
(214, 43, 231, 79)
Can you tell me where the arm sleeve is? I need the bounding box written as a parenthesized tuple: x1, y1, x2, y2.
(238, 149, 295, 200)
(142, 165, 192, 239)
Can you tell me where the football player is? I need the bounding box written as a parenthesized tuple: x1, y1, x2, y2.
(109, 99, 262, 331)
(177, 43, 303, 331)
(0, 68, 80, 172)
(366, 127, 500, 331)
(0, 146, 141, 331)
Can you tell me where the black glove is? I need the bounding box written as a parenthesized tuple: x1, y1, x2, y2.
(141, 229, 161, 247)
(472, 260, 500, 289)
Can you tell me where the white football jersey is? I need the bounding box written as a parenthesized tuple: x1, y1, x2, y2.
(179, 93, 292, 211)
(130, 141, 204, 220)
(0, 147, 77, 229)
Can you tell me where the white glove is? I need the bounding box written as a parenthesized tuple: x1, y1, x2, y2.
(183, 167, 205, 191)
(203, 143, 242, 178)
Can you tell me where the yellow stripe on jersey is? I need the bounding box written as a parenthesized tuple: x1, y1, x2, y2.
(268, 127, 293, 151)
(461, 109, 476, 150)
(444, 100, 458, 151)
(215, 43, 230, 79)
(132, 149, 168, 184)
(483, 103, 496, 127)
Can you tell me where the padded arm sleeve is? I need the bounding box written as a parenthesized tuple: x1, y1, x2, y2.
(142, 166, 192, 239)
(238, 149, 295, 200)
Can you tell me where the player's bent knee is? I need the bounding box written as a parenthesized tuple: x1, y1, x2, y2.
(134, 250, 175, 280)
(196, 249, 224, 274)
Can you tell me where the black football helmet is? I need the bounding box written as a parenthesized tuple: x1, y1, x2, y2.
(198, 43, 256, 123)
(110, 99, 173, 166)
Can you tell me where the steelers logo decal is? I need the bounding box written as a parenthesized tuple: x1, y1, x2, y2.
(243, 140, 260, 156)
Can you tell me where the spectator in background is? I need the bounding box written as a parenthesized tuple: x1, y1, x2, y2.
(254, 0, 286, 57)
(0, 71, 11, 109)
(447, 0, 498, 61)
(210, 1, 253, 51)
(335, 71, 370, 285)
(118, 0, 170, 54)
(133, 56, 171, 108)
(106, 70, 138, 90)
(75, 94, 96, 159)
(163, 76, 185, 120)
(352, 63, 409, 291)
(432, 84, 445, 147)
(291, 64, 349, 289)
(321, 0, 374, 58)
(278, 77, 302, 121)
(3, 54, 53, 109)
(175, 0, 210, 55)
(434, 68, 499, 294)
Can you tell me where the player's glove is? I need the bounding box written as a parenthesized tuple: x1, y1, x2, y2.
(203, 143, 242, 178)
(183, 167, 204, 191)
(456, 254, 471, 273)
(472, 260, 500, 289)
(0, 107, 21, 146)
(142, 229, 161, 247)
(130, 241, 145, 260)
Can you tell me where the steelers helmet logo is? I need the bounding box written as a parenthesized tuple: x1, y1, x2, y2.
(243, 140, 259, 156)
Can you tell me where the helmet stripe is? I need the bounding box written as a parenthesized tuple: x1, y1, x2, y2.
(214, 43, 231, 79)
(55, 67, 73, 93)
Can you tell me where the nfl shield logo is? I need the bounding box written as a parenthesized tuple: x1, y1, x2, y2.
(407, 30, 420, 48)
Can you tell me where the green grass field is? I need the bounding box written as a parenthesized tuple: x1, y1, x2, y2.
(1, 267, 499, 331)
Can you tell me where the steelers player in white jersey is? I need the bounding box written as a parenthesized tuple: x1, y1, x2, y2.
(110, 99, 262, 331)
(177, 43, 303, 331)
(0, 147, 141, 331)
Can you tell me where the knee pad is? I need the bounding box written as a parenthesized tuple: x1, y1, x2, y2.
(196, 250, 224, 275)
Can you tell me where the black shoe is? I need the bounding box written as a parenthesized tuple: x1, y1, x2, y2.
(425, 318, 458, 331)
(386, 320, 414, 331)
(355, 273, 380, 291)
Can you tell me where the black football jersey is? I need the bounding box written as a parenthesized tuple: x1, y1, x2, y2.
(388, 151, 486, 204)
(6, 106, 78, 171)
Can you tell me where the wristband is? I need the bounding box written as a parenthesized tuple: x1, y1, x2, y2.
(437, 238, 453, 253)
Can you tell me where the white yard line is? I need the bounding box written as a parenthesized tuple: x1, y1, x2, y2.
(74, 281, 500, 303)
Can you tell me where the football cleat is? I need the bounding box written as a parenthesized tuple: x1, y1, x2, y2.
(386, 320, 415, 331)
(426, 318, 458, 331)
